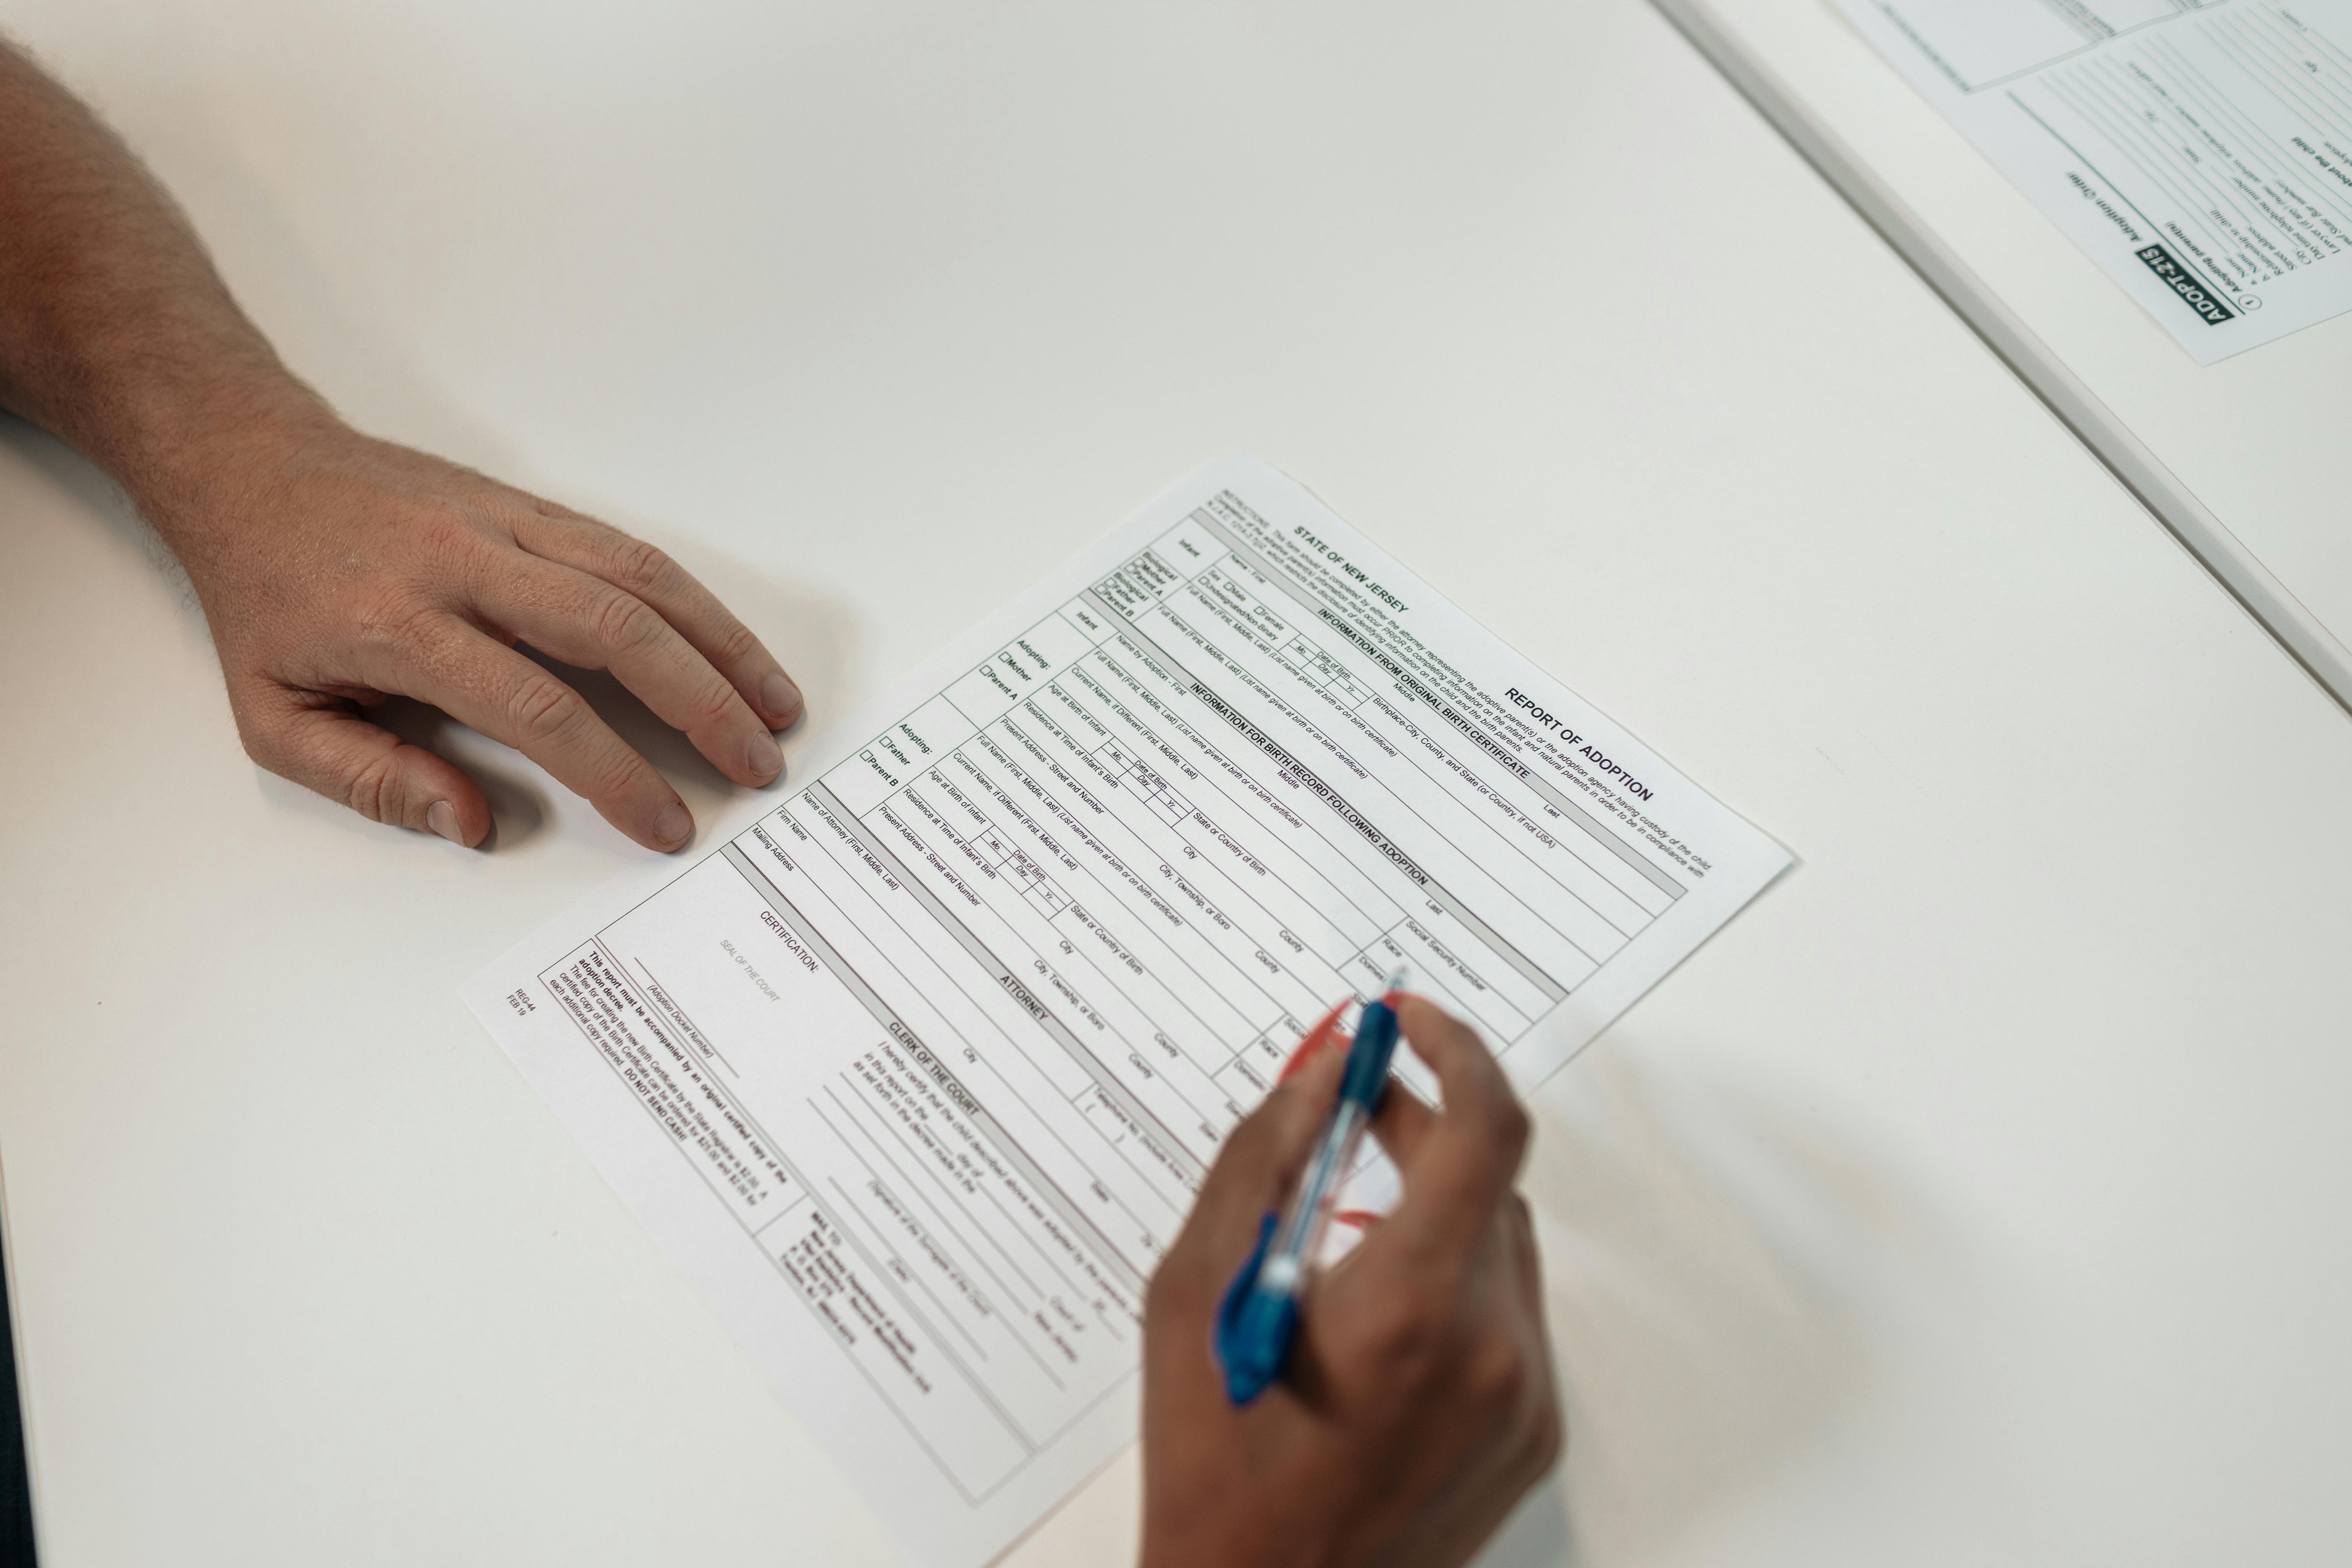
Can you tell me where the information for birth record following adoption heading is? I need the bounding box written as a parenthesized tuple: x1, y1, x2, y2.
(464, 455, 1788, 1568)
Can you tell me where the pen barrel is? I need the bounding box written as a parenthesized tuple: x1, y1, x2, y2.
(1337, 996, 1402, 1110)
(1260, 1100, 1366, 1293)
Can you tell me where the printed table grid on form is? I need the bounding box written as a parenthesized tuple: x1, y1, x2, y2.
(531, 489, 1699, 1503)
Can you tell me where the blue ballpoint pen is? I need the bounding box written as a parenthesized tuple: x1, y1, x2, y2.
(1214, 968, 1409, 1405)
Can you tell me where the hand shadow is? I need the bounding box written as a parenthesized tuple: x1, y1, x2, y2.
(1474, 1037, 1949, 1567)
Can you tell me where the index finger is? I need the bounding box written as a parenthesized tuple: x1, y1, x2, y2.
(1363, 996, 1530, 1267)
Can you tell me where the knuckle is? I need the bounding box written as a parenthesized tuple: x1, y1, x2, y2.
(229, 705, 289, 774)
(351, 588, 441, 655)
(586, 748, 653, 806)
(344, 747, 406, 824)
(590, 590, 665, 656)
(688, 671, 743, 729)
(1464, 1329, 1528, 1412)
(603, 535, 676, 596)
(412, 502, 481, 559)
(391, 502, 498, 591)
(710, 618, 761, 668)
(240, 727, 298, 782)
(1360, 1293, 1447, 1367)
(504, 672, 583, 744)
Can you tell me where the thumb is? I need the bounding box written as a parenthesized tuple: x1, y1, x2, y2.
(243, 685, 492, 846)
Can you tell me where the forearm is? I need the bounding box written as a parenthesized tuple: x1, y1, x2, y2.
(0, 40, 331, 532)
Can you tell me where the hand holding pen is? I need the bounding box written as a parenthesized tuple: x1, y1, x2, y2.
(1214, 971, 1413, 1406)
(1136, 993, 1562, 1568)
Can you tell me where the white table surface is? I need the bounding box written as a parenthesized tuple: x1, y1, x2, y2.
(4, 1, 2350, 1564)
(1700, 0, 2352, 689)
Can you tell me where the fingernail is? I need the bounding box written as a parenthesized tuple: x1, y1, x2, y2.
(761, 672, 803, 723)
(747, 729, 784, 782)
(653, 802, 692, 848)
(427, 800, 465, 845)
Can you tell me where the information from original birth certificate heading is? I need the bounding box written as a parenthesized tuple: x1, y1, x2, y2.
(1834, 0, 2352, 361)
(462, 455, 1790, 1568)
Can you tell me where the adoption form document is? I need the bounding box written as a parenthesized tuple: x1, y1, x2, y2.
(1832, 0, 2352, 361)
(463, 456, 1789, 1568)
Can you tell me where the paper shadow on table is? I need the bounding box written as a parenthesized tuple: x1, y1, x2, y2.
(1473, 1040, 1937, 1567)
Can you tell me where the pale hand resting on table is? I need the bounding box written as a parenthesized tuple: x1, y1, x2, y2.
(0, 39, 800, 851)
(1140, 996, 1563, 1568)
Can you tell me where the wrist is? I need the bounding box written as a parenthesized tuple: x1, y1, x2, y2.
(102, 356, 343, 557)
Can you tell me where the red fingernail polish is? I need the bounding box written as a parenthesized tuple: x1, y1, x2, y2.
(1276, 1001, 1350, 1084)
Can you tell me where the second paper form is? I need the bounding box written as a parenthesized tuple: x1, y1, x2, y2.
(464, 456, 1789, 1568)
(1835, 0, 2352, 360)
